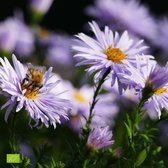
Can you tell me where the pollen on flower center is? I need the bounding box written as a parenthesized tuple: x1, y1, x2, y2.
(154, 87, 167, 95)
(21, 67, 44, 100)
(104, 47, 125, 64)
(73, 91, 87, 104)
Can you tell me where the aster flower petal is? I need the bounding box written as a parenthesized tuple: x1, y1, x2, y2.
(87, 126, 114, 150)
(12, 54, 27, 80)
(5, 102, 16, 122)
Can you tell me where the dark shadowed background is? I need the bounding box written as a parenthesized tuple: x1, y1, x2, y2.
(0, 0, 167, 34)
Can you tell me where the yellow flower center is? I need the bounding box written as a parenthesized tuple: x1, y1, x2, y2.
(73, 91, 87, 104)
(154, 87, 167, 95)
(104, 47, 125, 64)
(21, 68, 43, 100)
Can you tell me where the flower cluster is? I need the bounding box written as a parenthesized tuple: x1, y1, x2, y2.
(1, 0, 168, 167)
(73, 21, 168, 120)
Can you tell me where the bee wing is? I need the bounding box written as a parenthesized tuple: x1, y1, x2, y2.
(26, 63, 46, 73)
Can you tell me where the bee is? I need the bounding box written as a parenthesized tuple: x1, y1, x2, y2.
(21, 64, 45, 92)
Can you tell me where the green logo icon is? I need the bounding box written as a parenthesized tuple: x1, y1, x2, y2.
(6, 154, 20, 163)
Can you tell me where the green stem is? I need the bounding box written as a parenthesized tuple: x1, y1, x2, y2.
(130, 87, 153, 167)
(85, 67, 111, 132)
(9, 111, 18, 153)
(71, 68, 111, 167)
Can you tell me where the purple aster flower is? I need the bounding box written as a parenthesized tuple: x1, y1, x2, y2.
(144, 64, 168, 119)
(30, 0, 54, 15)
(42, 33, 73, 67)
(0, 54, 71, 128)
(87, 126, 114, 150)
(59, 84, 93, 132)
(119, 58, 168, 118)
(0, 18, 18, 52)
(73, 21, 152, 93)
(49, 79, 119, 132)
(0, 16, 34, 57)
(86, 0, 157, 41)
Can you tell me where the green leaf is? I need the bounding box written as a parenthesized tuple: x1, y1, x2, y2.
(139, 134, 149, 141)
(135, 147, 150, 167)
(126, 114, 132, 127)
(152, 146, 162, 155)
(124, 122, 132, 141)
(37, 163, 44, 168)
